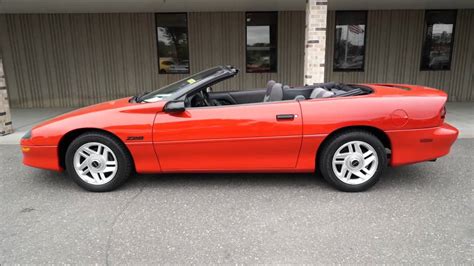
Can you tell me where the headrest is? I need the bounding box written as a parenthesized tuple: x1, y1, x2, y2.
(294, 95, 306, 101)
(266, 80, 276, 94)
(264, 82, 283, 102)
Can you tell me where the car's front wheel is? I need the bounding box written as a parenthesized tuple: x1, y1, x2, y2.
(65, 132, 133, 192)
(319, 131, 387, 192)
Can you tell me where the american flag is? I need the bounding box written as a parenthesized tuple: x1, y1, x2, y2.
(349, 25, 364, 34)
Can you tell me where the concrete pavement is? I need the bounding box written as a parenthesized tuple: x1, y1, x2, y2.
(446, 102, 474, 138)
(0, 140, 472, 264)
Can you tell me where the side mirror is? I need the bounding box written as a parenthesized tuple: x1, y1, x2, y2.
(164, 101, 186, 113)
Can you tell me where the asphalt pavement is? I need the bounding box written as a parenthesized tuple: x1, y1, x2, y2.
(0, 140, 473, 264)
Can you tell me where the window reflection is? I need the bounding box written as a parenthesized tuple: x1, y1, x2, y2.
(246, 12, 278, 73)
(421, 10, 456, 70)
(156, 13, 190, 74)
(334, 11, 367, 71)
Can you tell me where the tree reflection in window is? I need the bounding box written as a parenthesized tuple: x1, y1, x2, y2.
(334, 11, 367, 71)
(246, 12, 278, 73)
(156, 13, 190, 74)
(421, 10, 456, 71)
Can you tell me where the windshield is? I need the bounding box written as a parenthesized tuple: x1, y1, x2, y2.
(139, 66, 226, 102)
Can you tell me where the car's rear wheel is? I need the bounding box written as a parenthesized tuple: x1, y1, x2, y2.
(319, 131, 387, 192)
(65, 132, 132, 192)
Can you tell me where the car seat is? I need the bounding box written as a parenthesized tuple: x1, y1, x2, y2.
(263, 82, 283, 102)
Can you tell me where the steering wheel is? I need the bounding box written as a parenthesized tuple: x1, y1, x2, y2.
(200, 89, 211, 106)
(186, 89, 212, 107)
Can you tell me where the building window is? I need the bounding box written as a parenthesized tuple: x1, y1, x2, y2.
(420, 10, 456, 71)
(156, 13, 190, 74)
(334, 11, 367, 71)
(246, 12, 278, 73)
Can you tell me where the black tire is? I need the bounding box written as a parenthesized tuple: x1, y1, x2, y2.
(65, 132, 133, 192)
(318, 130, 387, 192)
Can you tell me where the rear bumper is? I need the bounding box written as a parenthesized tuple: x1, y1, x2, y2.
(21, 143, 62, 171)
(387, 123, 458, 166)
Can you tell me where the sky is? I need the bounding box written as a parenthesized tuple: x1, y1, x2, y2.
(247, 26, 270, 45)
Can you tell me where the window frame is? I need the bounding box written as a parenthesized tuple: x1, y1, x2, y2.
(419, 9, 457, 71)
(155, 12, 191, 75)
(333, 10, 368, 72)
(245, 11, 279, 73)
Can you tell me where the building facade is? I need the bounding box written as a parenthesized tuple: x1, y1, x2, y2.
(0, 1, 473, 109)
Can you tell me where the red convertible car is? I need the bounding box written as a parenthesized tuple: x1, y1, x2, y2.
(21, 66, 458, 192)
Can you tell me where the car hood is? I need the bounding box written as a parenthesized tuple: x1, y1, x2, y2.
(35, 97, 133, 129)
(26, 97, 166, 146)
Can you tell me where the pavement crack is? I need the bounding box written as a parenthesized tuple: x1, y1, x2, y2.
(105, 185, 144, 265)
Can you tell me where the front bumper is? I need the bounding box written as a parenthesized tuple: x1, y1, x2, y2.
(387, 123, 459, 166)
(21, 138, 62, 171)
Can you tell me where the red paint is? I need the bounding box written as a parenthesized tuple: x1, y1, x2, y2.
(387, 123, 458, 166)
(390, 109, 409, 128)
(21, 84, 458, 174)
(153, 101, 302, 171)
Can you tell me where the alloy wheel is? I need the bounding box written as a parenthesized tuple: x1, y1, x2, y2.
(73, 142, 118, 185)
(331, 140, 378, 185)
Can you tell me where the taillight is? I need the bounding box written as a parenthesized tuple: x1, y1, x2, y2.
(440, 106, 446, 119)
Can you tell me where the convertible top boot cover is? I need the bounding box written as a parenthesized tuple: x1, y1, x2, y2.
(310, 87, 335, 98)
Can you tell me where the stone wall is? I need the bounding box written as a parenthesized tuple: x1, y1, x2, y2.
(303, 0, 328, 85)
(0, 58, 13, 136)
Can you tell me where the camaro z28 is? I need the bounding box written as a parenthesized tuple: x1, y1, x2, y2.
(21, 65, 458, 192)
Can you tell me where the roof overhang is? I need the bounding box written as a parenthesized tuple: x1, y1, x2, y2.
(0, 0, 473, 13)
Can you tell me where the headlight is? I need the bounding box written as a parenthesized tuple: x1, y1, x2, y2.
(22, 130, 32, 139)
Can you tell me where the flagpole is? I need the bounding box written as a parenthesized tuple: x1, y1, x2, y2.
(344, 26, 349, 65)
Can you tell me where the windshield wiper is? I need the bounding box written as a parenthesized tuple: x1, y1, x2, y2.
(129, 91, 149, 103)
(129, 95, 138, 103)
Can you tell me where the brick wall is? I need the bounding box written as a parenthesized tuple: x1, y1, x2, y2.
(0, 58, 13, 136)
(304, 0, 328, 85)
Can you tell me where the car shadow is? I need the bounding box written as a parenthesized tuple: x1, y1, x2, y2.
(372, 164, 433, 190)
(120, 163, 431, 192)
(30, 169, 80, 191)
(31, 163, 433, 192)
(126, 172, 332, 190)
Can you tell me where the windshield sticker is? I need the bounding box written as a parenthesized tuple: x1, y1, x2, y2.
(187, 78, 196, 84)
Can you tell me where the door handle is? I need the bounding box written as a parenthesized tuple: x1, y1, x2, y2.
(276, 114, 296, 121)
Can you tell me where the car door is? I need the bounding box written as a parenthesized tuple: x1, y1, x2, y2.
(153, 101, 303, 171)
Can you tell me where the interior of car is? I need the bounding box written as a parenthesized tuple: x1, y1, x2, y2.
(185, 80, 373, 107)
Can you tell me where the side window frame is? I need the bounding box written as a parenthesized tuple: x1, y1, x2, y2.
(333, 10, 368, 72)
(245, 11, 278, 73)
(420, 10, 457, 71)
(155, 12, 191, 75)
